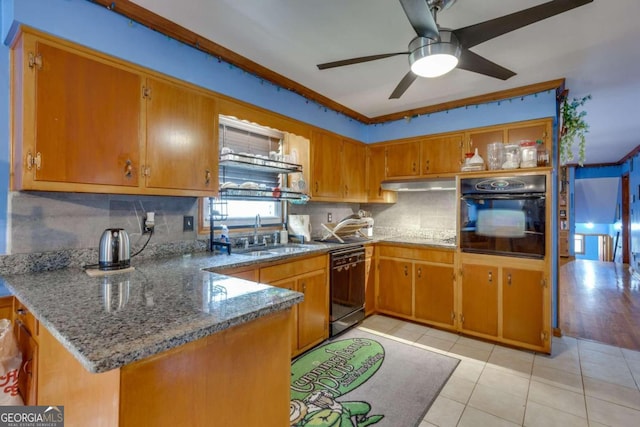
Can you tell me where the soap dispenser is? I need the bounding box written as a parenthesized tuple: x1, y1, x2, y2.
(280, 224, 288, 245)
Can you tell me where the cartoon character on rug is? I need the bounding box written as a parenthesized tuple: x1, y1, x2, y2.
(290, 390, 383, 427)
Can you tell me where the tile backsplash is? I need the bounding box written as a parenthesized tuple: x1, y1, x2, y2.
(8, 191, 199, 255)
(5, 189, 456, 256)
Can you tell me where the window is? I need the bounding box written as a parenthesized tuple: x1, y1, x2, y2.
(574, 234, 585, 254)
(200, 116, 285, 231)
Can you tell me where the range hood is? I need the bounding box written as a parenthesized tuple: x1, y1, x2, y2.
(380, 178, 456, 192)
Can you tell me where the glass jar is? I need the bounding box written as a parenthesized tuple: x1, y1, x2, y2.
(519, 140, 537, 168)
(503, 144, 520, 169)
(486, 142, 504, 170)
(536, 140, 549, 166)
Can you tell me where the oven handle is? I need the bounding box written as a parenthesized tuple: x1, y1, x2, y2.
(461, 193, 546, 201)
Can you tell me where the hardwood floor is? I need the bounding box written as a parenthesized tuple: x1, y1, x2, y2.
(560, 259, 640, 351)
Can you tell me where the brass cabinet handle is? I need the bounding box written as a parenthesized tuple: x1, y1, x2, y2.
(425, 160, 430, 173)
(417, 267, 422, 278)
(124, 160, 133, 178)
(301, 282, 306, 293)
(16, 308, 26, 316)
(205, 169, 211, 185)
(412, 162, 416, 172)
(344, 185, 348, 195)
(404, 265, 408, 276)
(378, 186, 382, 197)
(507, 273, 512, 286)
(488, 271, 493, 283)
(315, 182, 319, 193)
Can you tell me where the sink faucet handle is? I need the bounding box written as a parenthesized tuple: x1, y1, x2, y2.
(262, 235, 268, 245)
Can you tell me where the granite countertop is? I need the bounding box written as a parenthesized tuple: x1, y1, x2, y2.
(0, 236, 455, 374)
(0, 253, 304, 374)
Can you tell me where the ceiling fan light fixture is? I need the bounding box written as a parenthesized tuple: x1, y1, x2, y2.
(408, 33, 460, 78)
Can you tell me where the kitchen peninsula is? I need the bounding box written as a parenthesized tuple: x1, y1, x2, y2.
(0, 252, 305, 426)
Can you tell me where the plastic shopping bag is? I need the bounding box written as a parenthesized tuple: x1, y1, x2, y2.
(0, 318, 23, 405)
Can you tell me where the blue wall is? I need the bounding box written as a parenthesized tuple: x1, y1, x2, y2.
(0, 1, 561, 322)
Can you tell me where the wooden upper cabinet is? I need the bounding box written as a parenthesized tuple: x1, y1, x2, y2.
(385, 141, 420, 178)
(507, 121, 552, 162)
(342, 139, 366, 202)
(16, 36, 142, 188)
(144, 78, 217, 192)
(310, 131, 344, 199)
(421, 134, 464, 174)
(366, 145, 396, 203)
(465, 128, 504, 165)
(12, 30, 219, 197)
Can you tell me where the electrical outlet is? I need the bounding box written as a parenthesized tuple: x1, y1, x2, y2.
(143, 211, 155, 234)
(183, 215, 194, 231)
(327, 212, 332, 223)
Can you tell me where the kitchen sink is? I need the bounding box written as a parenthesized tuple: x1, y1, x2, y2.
(234, 244, 313, 256)
(244, 250, 278, 257)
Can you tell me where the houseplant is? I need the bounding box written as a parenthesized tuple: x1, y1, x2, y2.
(560, 94, 591, 166)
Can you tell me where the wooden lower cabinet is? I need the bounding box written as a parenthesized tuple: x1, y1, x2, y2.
(364, 246, 376, 315)
(260, 254, 328, 357)
(0, 296, 12, 320)
(502, 267, 545, 347)
(37, 309, 293, 427)
(459, 263, 498, 337)
(458, 254, 550, 353)
(376, 245, 456, 330)
(414, 262, 455, 327)
(377, 258, 413, 316)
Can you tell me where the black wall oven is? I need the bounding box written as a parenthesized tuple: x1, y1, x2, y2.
(460, 175, 546, 259)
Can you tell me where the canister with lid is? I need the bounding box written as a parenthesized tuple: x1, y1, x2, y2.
(519, 140, 537, 168)
(502, 144, 520, 169)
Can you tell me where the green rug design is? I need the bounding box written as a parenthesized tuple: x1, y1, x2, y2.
(290, 328, 459, 427)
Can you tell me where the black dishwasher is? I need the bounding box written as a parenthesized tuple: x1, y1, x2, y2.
(329, 246, 366, 336)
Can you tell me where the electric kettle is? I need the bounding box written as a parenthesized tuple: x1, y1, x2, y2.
(98, 228, 131, 271)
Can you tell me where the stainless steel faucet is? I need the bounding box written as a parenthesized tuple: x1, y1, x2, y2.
(253, 214, 261, 244)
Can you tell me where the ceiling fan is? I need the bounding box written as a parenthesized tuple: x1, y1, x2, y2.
(317, 0, 593, 99)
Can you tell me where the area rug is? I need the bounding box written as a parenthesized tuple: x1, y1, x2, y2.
(290, 327, 460, 427)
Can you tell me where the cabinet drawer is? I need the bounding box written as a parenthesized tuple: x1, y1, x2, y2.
(260, 255, 326, 283)
(378, 245, 454, 264)
(14, 299, 38, 338)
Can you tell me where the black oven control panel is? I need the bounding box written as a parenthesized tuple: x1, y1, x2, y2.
(461, 175, 546, 195)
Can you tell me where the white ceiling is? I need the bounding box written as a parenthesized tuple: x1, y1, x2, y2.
(130, 0, 640, 165)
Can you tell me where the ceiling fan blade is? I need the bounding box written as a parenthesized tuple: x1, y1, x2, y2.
(399, 0, 439, 40)
(453, 0, 593, 48)
(317, 52, 408, 70)
(389, 71, 418, 99)
(457, 49, 516, 80)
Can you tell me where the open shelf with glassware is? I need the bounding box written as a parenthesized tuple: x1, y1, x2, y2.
(219, 152, 303, 174)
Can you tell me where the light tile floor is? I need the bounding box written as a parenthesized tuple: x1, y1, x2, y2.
(359, 314, 640, 427)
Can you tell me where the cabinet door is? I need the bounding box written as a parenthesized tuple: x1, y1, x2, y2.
(342, 139, 367, 202)
(421, 134, 464, 174)
(0, 296, 12, 320)
(297, 270, 328, 351)
(385, 142, 420, 178)
(460, 264, 498, 336)
(414, 263, 455, 326)
(271, 278, 298, 355)
(364, 256, 375, 316)
(466, 129, 504, 166)
(32, 40, 142, 187)
(15, 322, 38, 406)
(502, 268, 545, 346)
(377, 258, 412, 316)
(311, 131, 343, 199)
(145, 78, 217, 191)
(366, 145, 396, 203)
